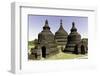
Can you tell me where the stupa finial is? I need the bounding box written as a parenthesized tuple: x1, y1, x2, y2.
(71, 22, 77, 32)
(43, 19, 50, 30)
(60, 19, 63, 26)
(72, 22, 75, 27)
(45, 19, 48, 24)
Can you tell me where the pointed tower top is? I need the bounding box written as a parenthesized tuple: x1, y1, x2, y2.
(45, 19, 48, 24)
(59, 19, 63, 29)
(72, 22, 75, 27)
(55, 19, 68, 35)
(43, 19, 50, 30)
(71, 22, 77, 32)
(60, 19, 62, 25)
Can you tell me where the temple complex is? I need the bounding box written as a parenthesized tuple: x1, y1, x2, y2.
(29, 20, 88, 60)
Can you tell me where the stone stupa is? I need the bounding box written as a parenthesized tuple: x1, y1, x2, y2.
(63, 22, 81, 53)
(55, 19, 68, 50)
(37, 19, 59, 58)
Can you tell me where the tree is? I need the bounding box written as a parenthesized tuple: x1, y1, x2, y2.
(33, 39, 38, 49)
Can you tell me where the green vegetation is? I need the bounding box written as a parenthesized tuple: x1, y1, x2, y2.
(47, 52, 87, 60)
(28, 39, 38, 50)
(28, 40, 34, 45)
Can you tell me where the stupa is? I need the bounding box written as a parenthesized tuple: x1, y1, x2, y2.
(64, 22, 81, 53)
(30, 20, 59, 59)
(55, 19, 68, 50)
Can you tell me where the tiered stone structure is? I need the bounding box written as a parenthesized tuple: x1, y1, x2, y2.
(55, 20, 68, 50)
(64, 22, 87, 54)
(38, 20, 58, 58)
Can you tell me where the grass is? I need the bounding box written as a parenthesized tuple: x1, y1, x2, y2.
(46, 52, 87, 60)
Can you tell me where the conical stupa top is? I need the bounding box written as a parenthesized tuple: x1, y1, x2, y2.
(59, 20, 66, 31)
(43, 19, 50, 30)
(71, 22, 77, 32)
(55, 19, 68, 35)
(58, 19, 65, 31)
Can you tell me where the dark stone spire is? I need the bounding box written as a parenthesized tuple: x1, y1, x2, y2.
(45, 19, 48, 24)
(71, 22, 77, 32)
(59, 19, 63, 29)
(57, 19, 67, 34)
(58, 19, 64, 31)
(43, 19, 50, 30)
(60, 19, 62, 26)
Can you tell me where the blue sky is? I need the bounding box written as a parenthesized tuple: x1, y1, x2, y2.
(28, 15, 88, 41)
